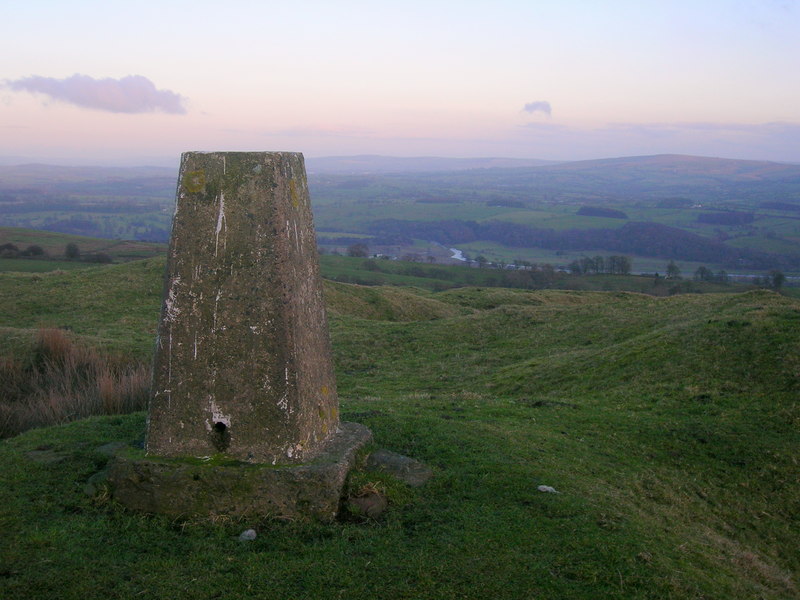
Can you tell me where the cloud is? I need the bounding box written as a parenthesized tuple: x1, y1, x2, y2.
(4, 74, 187, 114)
(522, 101, 552, 116)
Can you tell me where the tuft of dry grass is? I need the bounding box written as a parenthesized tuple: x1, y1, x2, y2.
(0, 328, 150, 437)
(36, 327, 73, 364)
(704, 529, 798, 597)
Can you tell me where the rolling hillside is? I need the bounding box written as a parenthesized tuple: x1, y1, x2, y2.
(1, 259, 798, 598)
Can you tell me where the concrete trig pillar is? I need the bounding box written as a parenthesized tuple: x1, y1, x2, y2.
(146, 152, 339, 464)
(107, 152, 370, 521)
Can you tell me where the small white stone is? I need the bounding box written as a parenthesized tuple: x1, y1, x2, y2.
(537, 485, 560, 494)
(238, 529, 257, 541)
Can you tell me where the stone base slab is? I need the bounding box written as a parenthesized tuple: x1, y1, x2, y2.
(106, 422, 372, 522)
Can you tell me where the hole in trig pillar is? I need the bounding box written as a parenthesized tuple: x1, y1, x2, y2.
(211, 421, 230, 452)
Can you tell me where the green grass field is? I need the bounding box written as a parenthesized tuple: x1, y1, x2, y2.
(0, 258, 100, 272)
(0, 227, 166, 263)
(724, 234, 800, 255)
(448, 240, 705, 274)
(1, 257, 798, 599)
(321, 254, 754, 295)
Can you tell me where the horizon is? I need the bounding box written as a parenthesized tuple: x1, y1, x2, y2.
(2, 1, 799, 166)
(1, 151, 799, 172)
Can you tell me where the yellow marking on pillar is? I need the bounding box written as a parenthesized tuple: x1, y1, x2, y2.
(183, 170, 205, 193)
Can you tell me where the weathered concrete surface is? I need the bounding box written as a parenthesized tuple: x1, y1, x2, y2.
(109, 422, 372, 521)
(146, 152, 338, 464)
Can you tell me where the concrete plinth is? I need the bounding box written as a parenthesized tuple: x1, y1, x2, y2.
(108, 422, 372, 522)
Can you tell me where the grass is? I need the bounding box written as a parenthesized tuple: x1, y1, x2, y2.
(321, 254, 759, 295)
(0, 254, 773, 357)
(0, 258, 164, 358)
(0, 258, 99, 272)
(724, 234, 800, 255)
(0, 226, 167, 262)
(0, 328, 148, 437)
(1, 260, 798, 598)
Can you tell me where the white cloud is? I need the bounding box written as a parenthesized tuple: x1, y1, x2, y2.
(522, 101, 552, 116)
(4, 74, 187, 114)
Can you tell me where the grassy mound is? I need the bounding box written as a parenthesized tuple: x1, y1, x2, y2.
(435, 286, 621, 309)
(0, 258, 164, 358)
(490, 289, 800, 397)
(324, 280, 468, 321)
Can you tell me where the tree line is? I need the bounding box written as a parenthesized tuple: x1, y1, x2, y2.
(568, 255, 632, 275)
(0, 242, 112, 263)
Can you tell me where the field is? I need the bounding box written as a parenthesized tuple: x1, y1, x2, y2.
(1, 257, 798, 599)
(3, 155, 800, 276)
(307, 155, 800, 276)
(0, 164, 174, 242)
(0, 227, 166, 266)
(319, 254, 752, 295)
(2, 226, 766, 295)
(0, 258, 95, 272)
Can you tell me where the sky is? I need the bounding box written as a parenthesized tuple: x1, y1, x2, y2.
(1, 0, 799, 166)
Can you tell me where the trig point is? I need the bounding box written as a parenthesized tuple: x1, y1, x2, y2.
(148, 151, 339, 464)
(108, 152, 371, 520)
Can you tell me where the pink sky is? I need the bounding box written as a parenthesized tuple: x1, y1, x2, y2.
(2, 1, 799, 166)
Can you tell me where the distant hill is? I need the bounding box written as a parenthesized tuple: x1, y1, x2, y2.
(3, 153, 796, 182)
(305, 155, 559, 174)
(540, 154, 800, 182)
(308, 153, 800, 207)
(0, 163, 174, 186)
